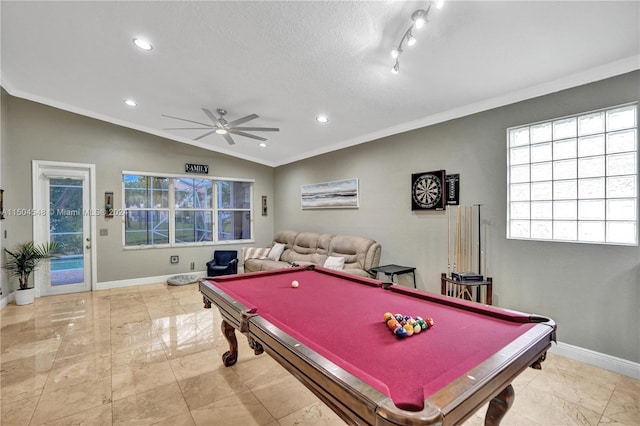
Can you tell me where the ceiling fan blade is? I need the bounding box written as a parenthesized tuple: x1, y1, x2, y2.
(193, 130, 218, 141)
(227, 114, 259, 127)
(229, 130, 267, 141)
(201, 108, 222, 125)
(232, 127, 280, 132)
(162, 114, 213, 128)
(223, 133, 236, 145)
(164, 127, 214, 130)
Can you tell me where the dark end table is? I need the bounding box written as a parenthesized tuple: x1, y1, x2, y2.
(369, 264, 417, 288)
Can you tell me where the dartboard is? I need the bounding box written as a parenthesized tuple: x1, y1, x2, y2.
(411, 171, 445, 210)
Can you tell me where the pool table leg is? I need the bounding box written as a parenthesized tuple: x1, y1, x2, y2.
(484, 384, 514, 426)
(220, 321, 265, 367)
(203, 296, 212, 309)
(221, 321, 239, 366)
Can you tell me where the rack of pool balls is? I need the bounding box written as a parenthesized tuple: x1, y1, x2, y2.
(383, 312, 434, 338)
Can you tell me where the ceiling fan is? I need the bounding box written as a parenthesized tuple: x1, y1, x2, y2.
(162, 108, 279, 145)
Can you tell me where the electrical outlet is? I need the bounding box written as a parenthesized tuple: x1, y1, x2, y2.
(170, 255, 179, 264)
(190, 262, 195, 270)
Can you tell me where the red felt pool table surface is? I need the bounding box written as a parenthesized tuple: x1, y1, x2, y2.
(201, 266, 554, 414)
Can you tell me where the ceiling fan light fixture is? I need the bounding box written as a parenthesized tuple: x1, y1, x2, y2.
(133, 38, 153, 51)
(215, 128, 228, 134)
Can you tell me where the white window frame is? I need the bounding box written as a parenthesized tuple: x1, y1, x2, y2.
(122, 171, 254, 249)
(506, 103, 638, 246)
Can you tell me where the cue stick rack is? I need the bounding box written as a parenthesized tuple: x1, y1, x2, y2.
(444, 204, 493, 304)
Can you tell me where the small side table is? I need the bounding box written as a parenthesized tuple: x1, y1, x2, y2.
(440, 273, 493, 305)
(370, 264, 416, 288)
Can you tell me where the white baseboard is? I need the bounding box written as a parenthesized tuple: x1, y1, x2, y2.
(0, 293, 11, 309)
(95, 271, 207, 291)
(550, 341, 640, 380)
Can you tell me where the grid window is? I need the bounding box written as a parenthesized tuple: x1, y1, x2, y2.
(507, 104, 638, 245)
(123, 173, 253, 247)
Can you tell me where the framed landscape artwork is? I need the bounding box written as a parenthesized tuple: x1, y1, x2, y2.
(301, 178, 359, 209)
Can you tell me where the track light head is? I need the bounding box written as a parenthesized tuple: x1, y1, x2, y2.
(391, 49, 401, 59)
(412, 10, 427, 29)
(407, 31, 416, 47)
(392, 61, 400, 74)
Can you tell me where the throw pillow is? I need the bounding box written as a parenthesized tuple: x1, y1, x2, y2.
(268, 243, 286, 261)
(243, 247, 270, 260)
(324, 256, 345, 270)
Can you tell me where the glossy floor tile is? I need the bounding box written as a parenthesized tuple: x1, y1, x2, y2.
(1, 282, 638, 425)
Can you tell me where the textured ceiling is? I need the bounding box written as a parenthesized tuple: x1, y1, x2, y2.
(2, 1, 639, 167)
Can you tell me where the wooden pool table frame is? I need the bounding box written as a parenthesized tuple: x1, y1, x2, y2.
(200, 267, 556, 426)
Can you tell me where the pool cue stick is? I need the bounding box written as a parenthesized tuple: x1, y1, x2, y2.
(477, 204, 482, 276)
(468, 205, 472, 271)
(461, 205, 465, 271)
(456, 206, 462, 272)
(447, 207, 451, 276)
(464, 205, 468, 271)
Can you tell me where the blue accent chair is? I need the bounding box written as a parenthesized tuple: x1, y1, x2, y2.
(206, 250, 238, 277)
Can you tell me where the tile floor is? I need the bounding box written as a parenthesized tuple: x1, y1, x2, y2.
(1, 282, 638, 425)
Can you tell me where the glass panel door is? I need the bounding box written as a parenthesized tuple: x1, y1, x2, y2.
(33, 162, 93, 296)
(49, 178, 87, 288)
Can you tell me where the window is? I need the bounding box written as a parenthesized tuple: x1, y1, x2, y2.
(507, 103, 637, 245)
(175, 178, 213, 243)
(216, 181, 252, 241)
(123, 173, 253, 247)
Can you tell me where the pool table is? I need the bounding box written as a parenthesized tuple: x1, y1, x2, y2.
(200, 266, 555, 426)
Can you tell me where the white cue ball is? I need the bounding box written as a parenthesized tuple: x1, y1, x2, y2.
(291, 280, 299, 288)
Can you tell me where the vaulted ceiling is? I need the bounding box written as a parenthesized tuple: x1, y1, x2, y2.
(2, 1, 638, 167)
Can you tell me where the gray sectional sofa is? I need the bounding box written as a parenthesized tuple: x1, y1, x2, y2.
(240, 230, 382, 277)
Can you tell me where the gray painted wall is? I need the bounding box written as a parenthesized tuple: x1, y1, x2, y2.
(273, 71, 640, 363)
(2, 92, 275, 285)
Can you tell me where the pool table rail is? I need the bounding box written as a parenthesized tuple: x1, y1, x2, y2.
(430, 321, 555, 425)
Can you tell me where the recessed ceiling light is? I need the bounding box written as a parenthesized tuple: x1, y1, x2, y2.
(259, 142, 268, 148)
(124, 99, 137, 107)
(133, 38, 153, 51)
(316, 115, 329, 123)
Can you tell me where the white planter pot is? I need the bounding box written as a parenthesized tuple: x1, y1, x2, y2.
(15, 288, 35, 306)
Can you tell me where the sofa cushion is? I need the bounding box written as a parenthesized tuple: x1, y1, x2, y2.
(328, 234, 375, 270)
(282, 232, 325, 265)
(245, 258, 290, 272)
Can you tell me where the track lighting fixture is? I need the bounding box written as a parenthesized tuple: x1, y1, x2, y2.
(390, 0, 444, 74)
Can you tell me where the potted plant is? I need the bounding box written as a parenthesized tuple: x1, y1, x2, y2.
(3, 241, 60, 305)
